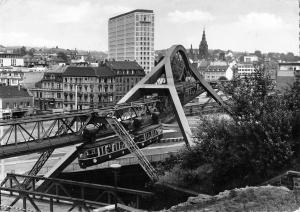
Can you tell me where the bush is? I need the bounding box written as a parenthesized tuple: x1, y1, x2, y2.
(158, 69, 300, 194)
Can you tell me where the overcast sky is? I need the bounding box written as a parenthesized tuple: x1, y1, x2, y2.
(0, 0, 298, 54)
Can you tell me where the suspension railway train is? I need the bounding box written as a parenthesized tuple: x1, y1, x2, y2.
(77, 111, 163, 168)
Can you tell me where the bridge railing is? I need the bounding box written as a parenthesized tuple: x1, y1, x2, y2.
(0, 173, 154, 211)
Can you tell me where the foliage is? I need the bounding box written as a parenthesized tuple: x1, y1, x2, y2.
(158, 68, 300, 193)
(56, 51, 69, 63)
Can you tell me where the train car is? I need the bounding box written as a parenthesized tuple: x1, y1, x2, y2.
(77, 123, 163, 168)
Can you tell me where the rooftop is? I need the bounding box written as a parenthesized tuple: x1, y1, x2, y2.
(63, 66, 115, 77)
(109, 9, 153, 21)
(105, 61, 143, 70)
(21, 72, 45, 89)
(279, 62, 300, 66)
(0, 85, 32, 98)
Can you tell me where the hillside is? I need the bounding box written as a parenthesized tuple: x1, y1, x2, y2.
(164, 186, 299, 212)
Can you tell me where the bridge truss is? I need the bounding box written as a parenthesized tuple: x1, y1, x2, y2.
(0, 45, 228, 192)
(119, 44, 229, 148)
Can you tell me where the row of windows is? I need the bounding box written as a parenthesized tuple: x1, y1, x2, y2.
(136, 32, 154, 36)
(64, 84, 114, 92)
(42, 82, 61, 89)
(64, 77, 114, 83)
(136, 14, 154, 22)
(136, 37, 154, 41)
(5, 102, 30, 109)
(0, 72, 21, 77)
(116, 77, 141, 83)
(136, 22, 154, 27)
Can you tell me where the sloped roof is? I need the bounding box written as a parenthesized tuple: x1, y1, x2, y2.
(63, 66, 115, 77)
(105, 61, 143, 70)
(63, 67, 97, 77)
(0, 85, 32, 98)
(21, 72, 45, 89)
(96, 66, 115, 77)
(47, 65, 68, 73)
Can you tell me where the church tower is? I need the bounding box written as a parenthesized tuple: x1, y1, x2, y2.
(199, 29, 209, 60)
(189, 44, 195, 60)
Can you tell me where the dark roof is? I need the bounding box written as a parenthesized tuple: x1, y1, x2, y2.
(109, 9, 153, 21)
(105, 61, 143, 70)
(63, 67, 96, 77)
(97, 66, 116, 77)
(63, 66, 115, 77)
(0, 85, 31, 98)
(279, 62, 300, 66)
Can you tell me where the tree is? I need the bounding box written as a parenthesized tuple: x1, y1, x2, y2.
(28, 48, 36, 56)
(286, 52, 295, 61)
(20, 46, 27, 56)
(158, 67, 300, 193)
(254, 50, 262, 58)
(56, 51, 69, 63)
(218, 52, 225, 61)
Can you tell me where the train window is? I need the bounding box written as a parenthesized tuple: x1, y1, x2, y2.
(102, 146, 106, 155)
(116, 143, 120, 150)
(99, 147, 102, 156)
(113, 144, 116, 151)
(120, 142, 125, 149)
(139, 135, 144, 142)
(146, 132, 151, 140)
(86, 149, 96, 156)
(106, 145, 112, 153)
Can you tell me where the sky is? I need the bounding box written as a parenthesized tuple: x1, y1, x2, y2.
(0, 0, 298, 54)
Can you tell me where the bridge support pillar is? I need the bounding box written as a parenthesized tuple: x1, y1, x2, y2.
(119, 45, 225, 148)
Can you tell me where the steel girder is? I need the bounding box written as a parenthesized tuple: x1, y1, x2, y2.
(118, 45, 228, 148)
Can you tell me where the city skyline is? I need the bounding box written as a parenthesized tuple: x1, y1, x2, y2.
(0, 0, 298, 54)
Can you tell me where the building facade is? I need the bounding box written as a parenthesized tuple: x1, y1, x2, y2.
(244, 55, 259, 63)
(0, 85, 34, 119)
(108, 9, 155, 74)
(203, 61, 229, 82)
(105, 61, 145, 102)
(30, 69, 64, 111)
(277, 62, 300, 89)
(237, 62, 256, 77)
(0, 53, 24, 67)
(0, 67, 24, 86)
(62, 66, 115, 110)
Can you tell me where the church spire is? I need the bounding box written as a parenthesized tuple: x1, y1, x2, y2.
(199, 28, 208, 60)
(189, 44, 194, 60)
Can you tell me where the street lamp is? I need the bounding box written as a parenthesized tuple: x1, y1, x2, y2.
(110, 163, 121, 211)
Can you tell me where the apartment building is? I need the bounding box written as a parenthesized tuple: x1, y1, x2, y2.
(203, 61, 229, 82)
(0, 53, 24, 67)
(105, 61, 145, 102)
(108, 9, 155, 74)
(30, 67, 65, 111)
(237, 62, 256, 77)
(62, 66, 115, 110)
(0, 85, 34, 119)
(277, 62, 300, 89)
(0, 67, 23, 86)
